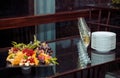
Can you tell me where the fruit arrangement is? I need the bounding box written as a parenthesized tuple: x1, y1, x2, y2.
(6, 35, 58, 66)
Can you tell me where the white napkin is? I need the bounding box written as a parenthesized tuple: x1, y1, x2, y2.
(91, 31, 116, 53)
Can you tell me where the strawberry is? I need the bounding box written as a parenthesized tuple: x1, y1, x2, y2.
(22, 48, 34, 56)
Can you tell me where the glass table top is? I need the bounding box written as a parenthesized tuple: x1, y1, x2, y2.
(0, 36, 120, 78)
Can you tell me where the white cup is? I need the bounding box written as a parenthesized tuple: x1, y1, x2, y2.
(91, 31, 116, 53)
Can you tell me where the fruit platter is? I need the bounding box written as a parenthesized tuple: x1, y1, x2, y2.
(6, 35, 58, 67)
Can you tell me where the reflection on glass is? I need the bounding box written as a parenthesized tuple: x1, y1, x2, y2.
(78, 17, 91, 48)
(77, 17, 91, 68)
(91, 50, 115, 65)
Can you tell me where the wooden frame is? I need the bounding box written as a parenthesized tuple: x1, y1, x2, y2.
(0, 9, 90, 30)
